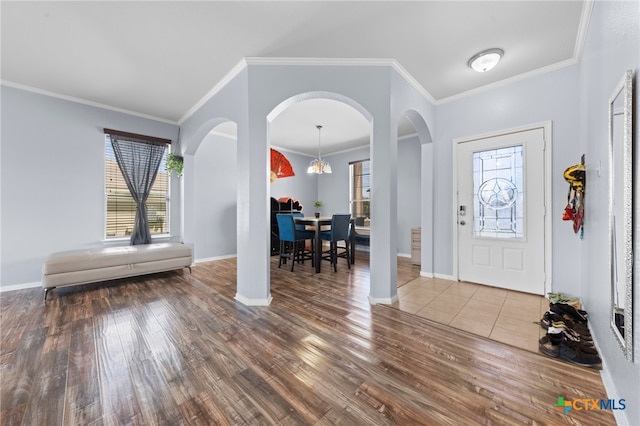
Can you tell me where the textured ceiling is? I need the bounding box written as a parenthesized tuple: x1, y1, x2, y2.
(1, 1, 587, 155)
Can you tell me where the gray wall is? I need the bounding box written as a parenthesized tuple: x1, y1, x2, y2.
(321, 140, 422, 256)
(190, 131, 419, 261)
(435, 65, 581, 291)
(0, 86, 179, 287)
(579, 0, 640, 423)
(193, 131, 238, 260)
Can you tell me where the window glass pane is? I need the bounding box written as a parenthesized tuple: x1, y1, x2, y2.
(105, 137, 170, 239)
(472, 145, 523, 238)
(350, 160, 371, 227)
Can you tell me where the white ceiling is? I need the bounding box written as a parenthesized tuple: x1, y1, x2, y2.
(1, 1, 587, 156)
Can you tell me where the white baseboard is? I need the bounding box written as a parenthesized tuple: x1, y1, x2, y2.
(434, 273, 455, 281)
(397, 253, 411, 258)
(420, 271, 435, 278)
(194, 254, 237, 264)
(234, 293, 272, 306)
(369, 294, 399, 305)
(598, 347, 631, 425)
(0, 281, 41, 293)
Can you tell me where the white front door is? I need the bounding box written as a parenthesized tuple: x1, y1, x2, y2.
(456, 127, 546, 295)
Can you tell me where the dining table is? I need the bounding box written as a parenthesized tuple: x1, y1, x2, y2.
(294, 216, 355, 273)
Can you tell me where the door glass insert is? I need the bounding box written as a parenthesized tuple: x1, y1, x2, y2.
(473, 145, 524, 238)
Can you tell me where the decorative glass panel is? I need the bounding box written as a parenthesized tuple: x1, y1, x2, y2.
(473, 146, 524, 238)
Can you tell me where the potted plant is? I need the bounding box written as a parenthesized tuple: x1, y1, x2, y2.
(313, 200, 323, 218)
(166, 152, 184, 177)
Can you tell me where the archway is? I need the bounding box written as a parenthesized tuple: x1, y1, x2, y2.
(397, 109, 433, 277)
(184, 118, 239, 264)
(267, 92, 373, 285)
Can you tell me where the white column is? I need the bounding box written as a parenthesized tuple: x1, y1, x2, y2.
(369, 117, 398, 304)
(234, 120, 272, 306)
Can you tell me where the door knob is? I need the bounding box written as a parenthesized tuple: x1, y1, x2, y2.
(460, 220, 466, 225)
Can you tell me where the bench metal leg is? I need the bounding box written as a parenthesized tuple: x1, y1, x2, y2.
(44, 287, 54, 301)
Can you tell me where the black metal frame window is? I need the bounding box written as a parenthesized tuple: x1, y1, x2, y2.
(349, 159, 371, 228)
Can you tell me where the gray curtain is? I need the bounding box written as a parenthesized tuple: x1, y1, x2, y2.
(110, 136, 166, 245)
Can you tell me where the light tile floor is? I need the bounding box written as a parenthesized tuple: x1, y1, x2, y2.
(392, 276, 549, 353)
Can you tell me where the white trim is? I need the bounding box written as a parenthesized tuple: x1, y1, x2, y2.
(574, 0, 594, 61)
(434, 273, 455, 281)
(397, 253, 411, 259)
(369, 294, 399, 305)
(398, 131, 419, 142)
(179, 57, 437, 125)
(1, 80, 177, 125)
(452, 121, 552, 293)
(234, 293, 272, 306)
(0, 282, 41, 293)
(420, 271, 435, 278)
(178, 58, 248, 124)
(194, 254, 237, 264)
(437, 59, 579, 105)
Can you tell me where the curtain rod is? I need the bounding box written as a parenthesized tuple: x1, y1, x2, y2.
(104, 128, 171, 145)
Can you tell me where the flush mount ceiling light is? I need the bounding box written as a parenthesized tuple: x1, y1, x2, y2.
(307, 125, 332, 174)
(468, 48, 504, 73)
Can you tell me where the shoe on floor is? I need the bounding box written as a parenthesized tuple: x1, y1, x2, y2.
(539, 334, 601, 367)
(547, 292, 581, 307)
(549, 303, 588, 323)
(539, 335, 599, 356)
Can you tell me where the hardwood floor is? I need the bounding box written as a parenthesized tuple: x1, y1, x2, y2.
(1, 255, 614, 425)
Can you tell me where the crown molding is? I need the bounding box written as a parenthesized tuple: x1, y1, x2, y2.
(178, 58, 249, 125)
(573, 0, 594, 62)
(435, 57, 579, 105)
(179, 57, 439, 125)
(1, 80, 178, 125)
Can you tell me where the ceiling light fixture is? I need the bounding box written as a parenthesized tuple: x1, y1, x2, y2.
(307, 125, 332, 174)
(468, 48, 504, 73)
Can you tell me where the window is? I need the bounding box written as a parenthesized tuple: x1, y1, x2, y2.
(472, 145, 524, 239)
(104, 136, 170, 239)
(349, 159, 371, 228)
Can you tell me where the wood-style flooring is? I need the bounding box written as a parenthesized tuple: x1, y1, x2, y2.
(1, 255, 614, 425)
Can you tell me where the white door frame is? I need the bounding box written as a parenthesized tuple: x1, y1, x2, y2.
(451, 121, 553, 295)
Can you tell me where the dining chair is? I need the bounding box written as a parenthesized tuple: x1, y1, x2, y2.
(276, 214, 313, 271)
(320, 214, 351, 272)
(292, 212, 315, 259)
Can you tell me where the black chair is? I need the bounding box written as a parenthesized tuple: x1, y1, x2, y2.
(292, 212, 315, 260)
(320, 214, 351, 272)
(276, 214, 313, 271)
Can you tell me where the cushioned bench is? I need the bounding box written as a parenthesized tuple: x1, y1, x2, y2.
(42, 242, 192, 299)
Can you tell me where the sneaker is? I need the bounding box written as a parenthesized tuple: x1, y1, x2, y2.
(549, 303, 588, 323)
(549, 321, 592, 340)
(539, 335, 598, 355)
(539, 334, 601, 367)
(540, 312, 592, 339)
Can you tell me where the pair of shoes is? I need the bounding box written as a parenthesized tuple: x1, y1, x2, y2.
(547, 326, 592, 344)
(547, 292, 581, 307)
(547, 318, 592, 340)
(540, 312, 592, 339)
(539, 334, 599, 356)
(550, 303, 588, 323)
(538, 334, 601, 367)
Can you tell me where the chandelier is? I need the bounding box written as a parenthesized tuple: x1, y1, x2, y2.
(307, 125, 332, 174)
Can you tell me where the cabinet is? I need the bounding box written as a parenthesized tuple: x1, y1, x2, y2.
(411, 227, 421, 265)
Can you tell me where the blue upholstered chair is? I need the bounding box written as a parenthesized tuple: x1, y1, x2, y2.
(276, 214, 313, 271)
(320, 214, 351, 272)
(292, 211, 315, 258)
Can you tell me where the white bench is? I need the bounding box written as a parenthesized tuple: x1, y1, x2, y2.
(41, 242, 192, 299)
